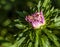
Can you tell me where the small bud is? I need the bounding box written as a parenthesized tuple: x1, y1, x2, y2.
(25, 11, 45, 29)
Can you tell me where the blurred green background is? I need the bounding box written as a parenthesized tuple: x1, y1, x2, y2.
(0, 0, 60, 47)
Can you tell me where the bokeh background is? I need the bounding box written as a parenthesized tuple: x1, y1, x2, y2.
(0, 0, 60, 47)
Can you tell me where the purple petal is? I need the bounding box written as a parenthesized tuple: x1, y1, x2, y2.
(25, 11, 45, 29)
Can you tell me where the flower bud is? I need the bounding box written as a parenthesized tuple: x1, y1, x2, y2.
(25, 11, 45, 29)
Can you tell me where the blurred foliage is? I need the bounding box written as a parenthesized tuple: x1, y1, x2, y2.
(0, 0, 60, 47)
(51, 0, 60, 9)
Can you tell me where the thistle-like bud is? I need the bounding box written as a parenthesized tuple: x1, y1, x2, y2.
(25, 11, 45, 29)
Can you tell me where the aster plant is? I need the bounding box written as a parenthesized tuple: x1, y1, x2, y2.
(1, 0, 60, 47)
(9, 0, 60, 47)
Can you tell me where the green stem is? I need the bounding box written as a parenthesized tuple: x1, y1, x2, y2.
(37, 1, 41, 12)
(35, 29, 41, 47)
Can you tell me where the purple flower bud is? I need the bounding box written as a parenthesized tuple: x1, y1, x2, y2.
(25, 11, 45, 29)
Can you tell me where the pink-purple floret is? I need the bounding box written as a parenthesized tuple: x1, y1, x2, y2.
(25, 11, 45, 29)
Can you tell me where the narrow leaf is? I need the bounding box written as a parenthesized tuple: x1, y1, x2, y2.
(28, 42, 32, 47)
(44, 30, 60, 47)
(10, 37, 26, 47)
(41, 35, 51, 47)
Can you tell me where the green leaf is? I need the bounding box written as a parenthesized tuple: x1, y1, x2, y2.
(10, 37, 26, 47)
(44, 30, 60, 47)
(54, 16, 60, 22)
(37, 1, 41, 12)
(28, 42, 32, 47)
(43, 0, 50, 8)
(45, 10, 50, 17)
(50, 7, 54, 12)
(1, 29, 7, 36)
(41, 35, 51, 47)
(16, 11, 25, 18)
(1, 42, 12, 47)
(3, 19, 11, 26)
(54, 22, 60, 27)
(49, 17, 60, 29)
(16, 33, 23, 41)
(16, 37, 26, 46)
(34, 29, 40, 47)
(48, 16, 60, 29)
(45, 7, 54, 18)
(15, 24, 26, 29)
(29, 32, 33, 41)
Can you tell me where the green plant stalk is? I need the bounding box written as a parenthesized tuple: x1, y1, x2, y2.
(37, 1, 41, 12)
(34, 29, 41, 47)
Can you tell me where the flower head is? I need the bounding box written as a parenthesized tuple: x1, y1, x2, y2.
(25, 11, 45, 29)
